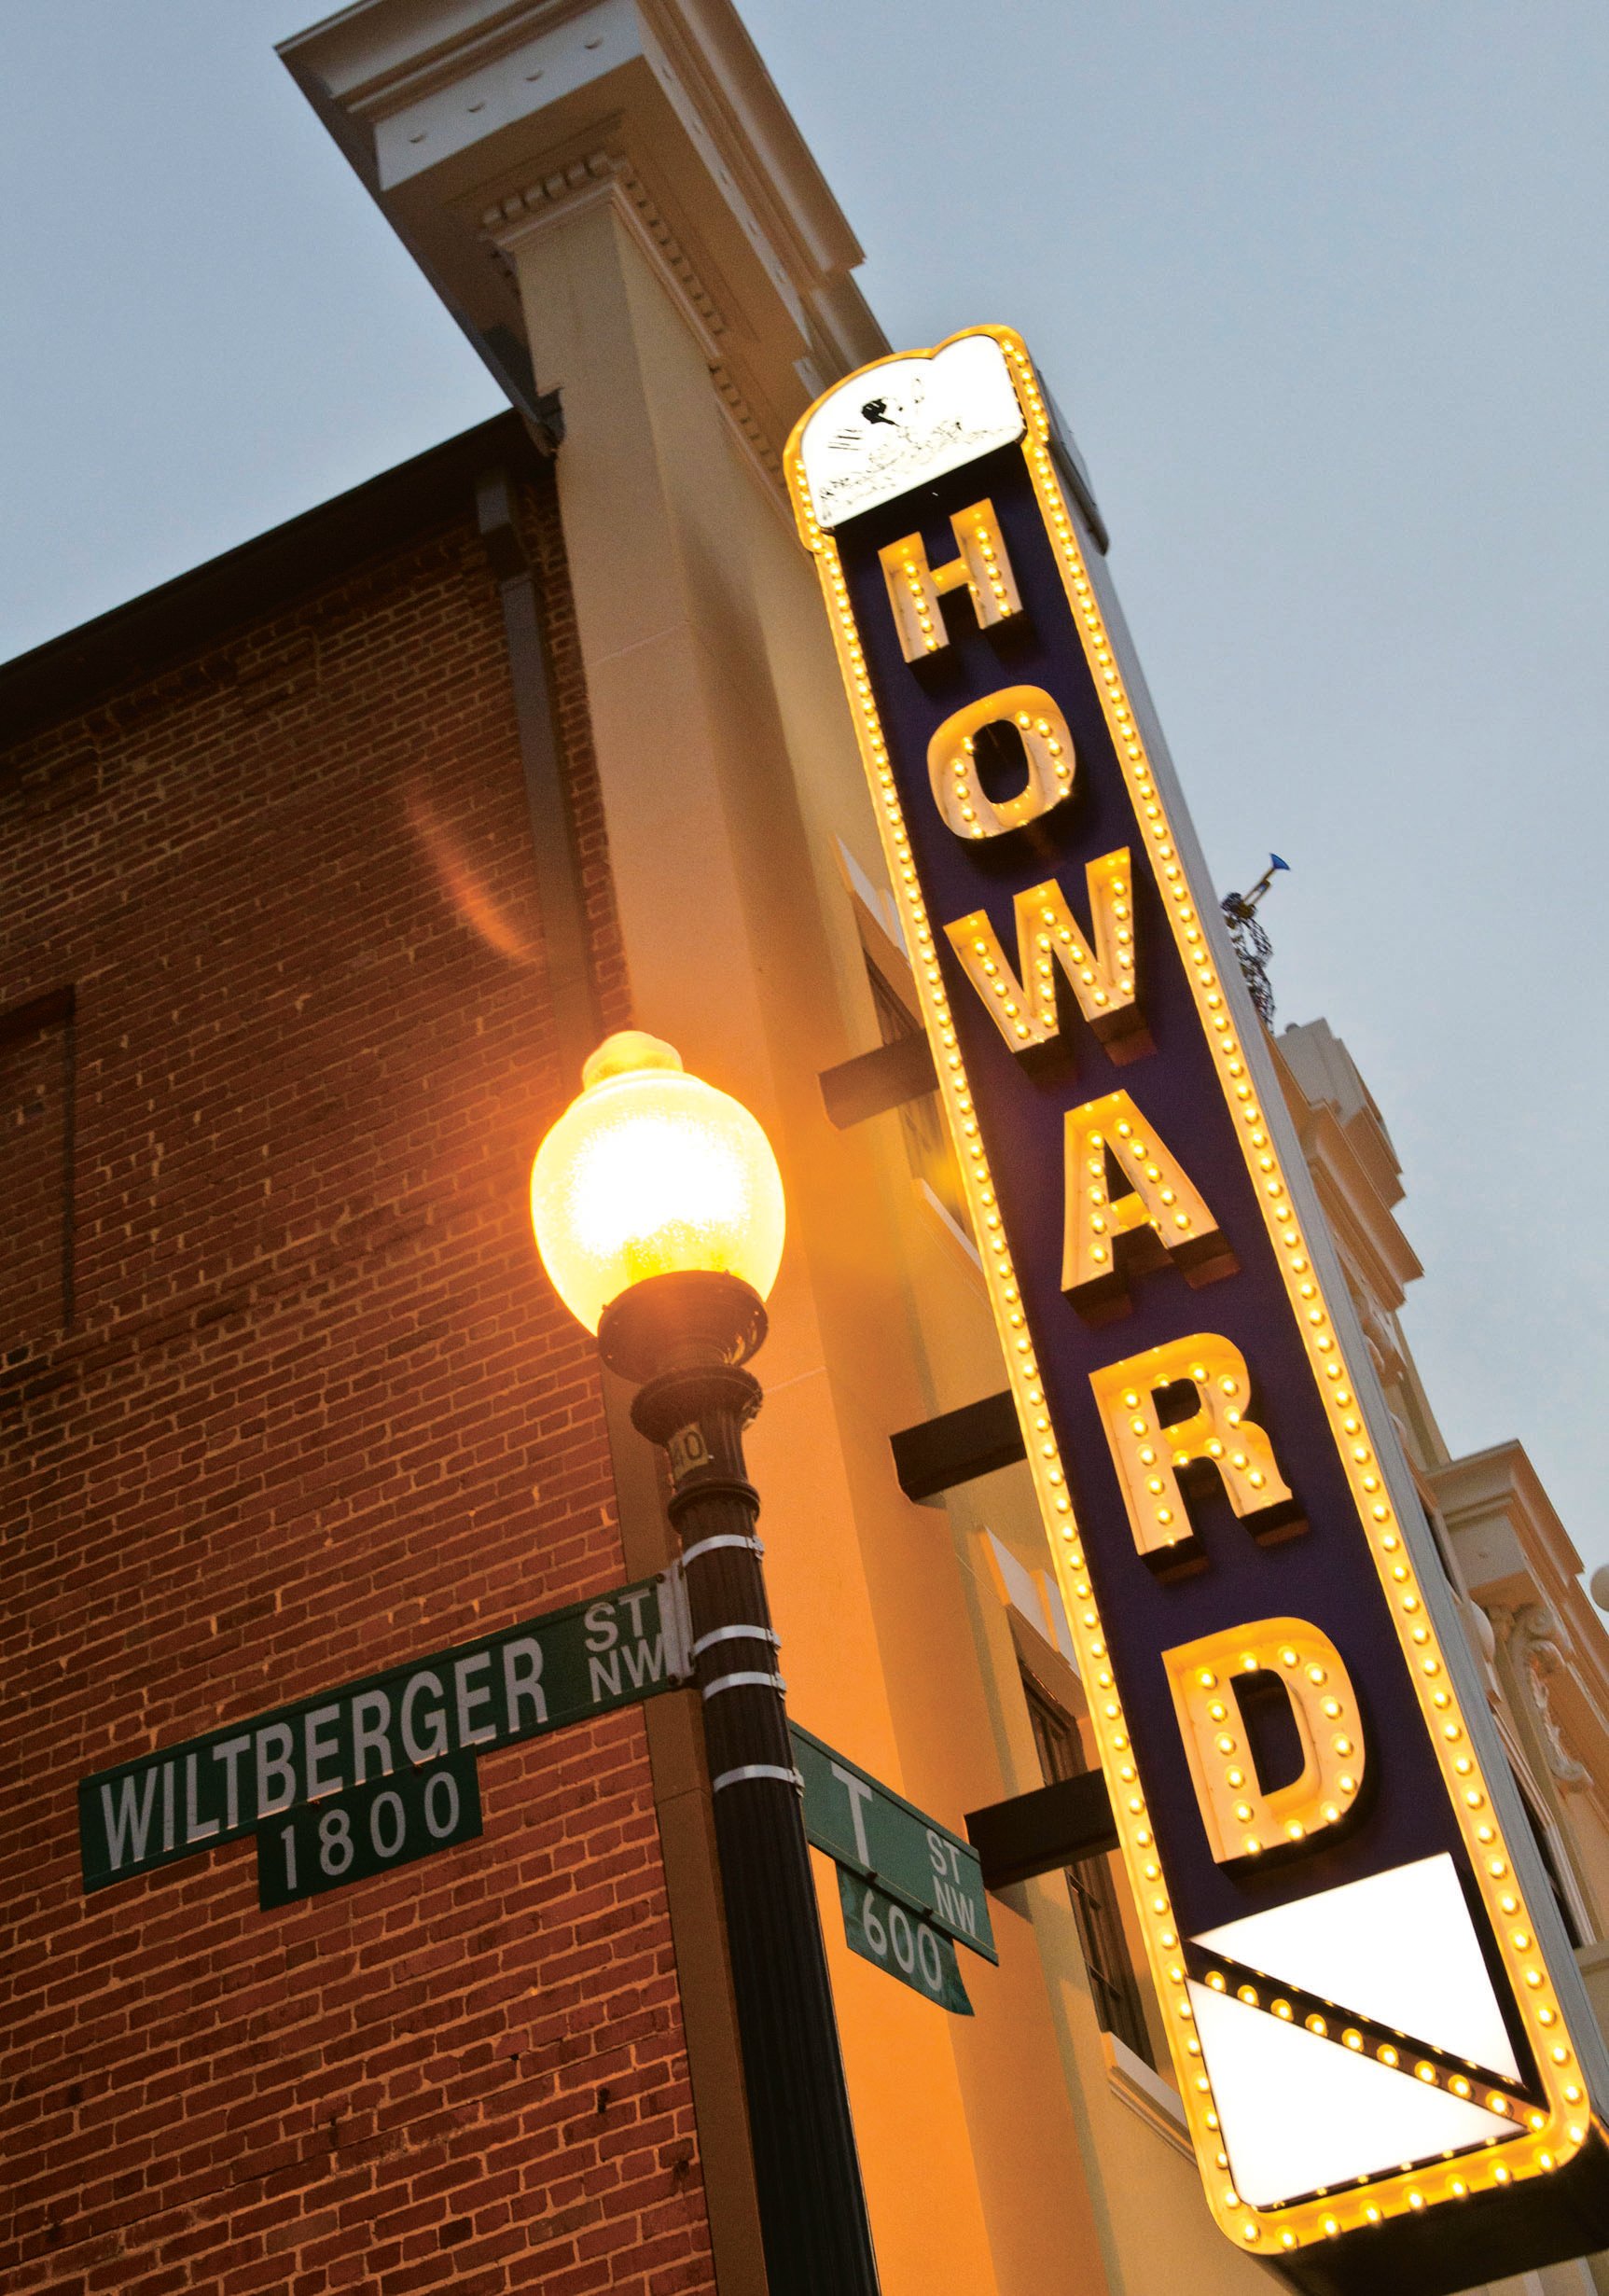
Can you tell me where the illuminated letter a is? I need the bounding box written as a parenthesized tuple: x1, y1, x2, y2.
(1061, 1091, 1234, 1317)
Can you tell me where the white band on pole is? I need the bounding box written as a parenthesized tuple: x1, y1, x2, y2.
(692, 1622, 781, 1658)
(679, 1532, 765, 1566)
(701, 1671, 786, 1701)
(711, 1763, 803, 1794)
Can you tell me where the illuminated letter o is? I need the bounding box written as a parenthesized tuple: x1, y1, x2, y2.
(927, 685, 1075, 839)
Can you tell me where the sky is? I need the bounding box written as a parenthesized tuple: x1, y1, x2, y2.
(2, 2, 1605, 1578)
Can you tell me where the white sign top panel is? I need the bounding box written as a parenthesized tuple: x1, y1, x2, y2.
(798, 334, 1026, 530)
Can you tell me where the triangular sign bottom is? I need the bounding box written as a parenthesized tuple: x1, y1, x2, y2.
(1190, 1983, 1519, 2208)
(1195, 1853, 1520, 2081)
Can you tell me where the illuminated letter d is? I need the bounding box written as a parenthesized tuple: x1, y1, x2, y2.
(1163, 1619, 1365, 1866)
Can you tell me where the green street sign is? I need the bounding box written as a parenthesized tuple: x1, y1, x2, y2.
(257, 1752, 482, 1908)
(79, 1574, 686, 1893)
(837, 1868, 973, 2015)
(790, 1721, 996, 1963)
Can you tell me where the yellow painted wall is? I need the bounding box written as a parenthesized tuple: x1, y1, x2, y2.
(492, 180, 1287, 2296)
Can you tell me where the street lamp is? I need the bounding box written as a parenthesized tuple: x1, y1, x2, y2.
(531, 1031, 881, 2296)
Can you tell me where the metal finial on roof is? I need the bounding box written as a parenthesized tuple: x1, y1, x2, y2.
(1221, 854, 1290, 1030)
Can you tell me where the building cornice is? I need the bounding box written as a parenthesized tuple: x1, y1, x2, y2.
(279, 0, 886, 457)
(295, 0, 597, 120)
(1428, 1440, 1609, 1825)
(486, 149, 725, 347)
(1272, 1029, 1422, 1314)
(483, 146, 784, 479)
(1430, 1440, 1583, 1607)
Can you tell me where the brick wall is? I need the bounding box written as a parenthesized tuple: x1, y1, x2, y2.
(0, 456, 721, 2293)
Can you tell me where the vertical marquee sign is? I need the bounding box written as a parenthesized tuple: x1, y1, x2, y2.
(786, 327, 1609, 2290)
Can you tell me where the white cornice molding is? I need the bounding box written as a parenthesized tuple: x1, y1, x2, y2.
(640, 0, 861, 274)
(305, 0, 867, 288)
(1430, 1440, 1580, 1604)
(484, 148, 726, 351)
(484, 146, 785, 482)
(1273, 1032, 1419, 1292)
(1277, 1018, 1405, 1201)
(1276, 1072, 1422, 1315)
(290, 0, 597, 119)
(280, 0, 886, 436)
(1430, 1440, 1609, 1771)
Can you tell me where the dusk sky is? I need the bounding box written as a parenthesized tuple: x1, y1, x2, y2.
(4, 2, 1604, 1570)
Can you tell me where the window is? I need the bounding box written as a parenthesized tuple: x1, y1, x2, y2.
(864, 955, 967, 1229)
(1, 987, 75, 1346)
(1020, 1672, 1156, 2066)
(1512, 1768, 1585, 1949)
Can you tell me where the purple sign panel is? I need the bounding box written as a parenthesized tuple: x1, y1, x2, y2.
(788, 327, 1609, 2291)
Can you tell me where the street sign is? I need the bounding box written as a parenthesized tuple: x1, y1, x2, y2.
(790, 1721, 996, 1963)
(79, 1573, 687, 1893)
(836, 1869, 973, 2015)
(257, 1751, 482, 1908)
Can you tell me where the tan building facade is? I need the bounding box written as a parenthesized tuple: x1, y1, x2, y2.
(7, 1, 1609, 2290)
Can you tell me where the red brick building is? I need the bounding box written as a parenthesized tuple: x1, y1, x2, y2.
(2, 415, 756, 2294)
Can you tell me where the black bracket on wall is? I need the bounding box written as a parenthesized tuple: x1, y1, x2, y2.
(818, 1033, 938, 1129)
(527, 387, 565, 458)
(965, 1771, 1118, 1891)
(890, 1388, 1025, 1503)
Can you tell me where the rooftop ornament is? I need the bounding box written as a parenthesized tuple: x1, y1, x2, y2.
(1221, 854, 1290, 1030)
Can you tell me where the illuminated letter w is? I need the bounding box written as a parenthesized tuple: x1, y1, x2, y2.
(945, 850, 1147, 1058)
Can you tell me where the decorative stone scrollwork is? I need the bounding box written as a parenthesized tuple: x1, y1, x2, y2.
(1495, 1603, 1589, 1791)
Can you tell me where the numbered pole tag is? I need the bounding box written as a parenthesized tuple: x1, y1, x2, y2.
(836, 1866, 973, 2016)
(257, 1752, 481, 1908)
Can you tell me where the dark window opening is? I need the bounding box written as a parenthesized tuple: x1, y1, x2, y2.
(1, 987, 76, 1345)
(1419, 1500, 1461, 1588)
(865, 957, 967, 1229)
(1021, 1673, 1156, 2066)
(1513, 1769, 1584, 1950)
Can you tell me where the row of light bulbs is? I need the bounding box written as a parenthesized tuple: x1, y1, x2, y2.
(795, 327, 1578, 2253)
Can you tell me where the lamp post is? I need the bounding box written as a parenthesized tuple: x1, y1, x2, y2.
(530, 1031, 881, 2296)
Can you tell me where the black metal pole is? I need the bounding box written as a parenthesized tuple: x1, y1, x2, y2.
(598, 1270, 881, 2296)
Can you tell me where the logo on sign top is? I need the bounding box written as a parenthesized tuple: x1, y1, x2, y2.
(786, 326, 1609, 2289)
(798, 335, 1025, 531)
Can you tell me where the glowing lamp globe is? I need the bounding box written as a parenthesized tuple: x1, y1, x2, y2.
(530, 1032, 785, 1340)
